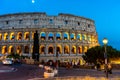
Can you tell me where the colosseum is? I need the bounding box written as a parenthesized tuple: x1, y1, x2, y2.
(0, 12, 99, 65)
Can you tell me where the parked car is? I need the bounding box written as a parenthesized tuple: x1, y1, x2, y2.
(2, 58, 13, 65)
(0, 54, 4, 60)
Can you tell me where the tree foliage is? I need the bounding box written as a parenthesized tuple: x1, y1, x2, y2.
(83, 46, 120, 65)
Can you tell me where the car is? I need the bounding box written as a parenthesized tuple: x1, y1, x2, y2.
(2, 58, 13, 65)
(0, 54, 4, 60)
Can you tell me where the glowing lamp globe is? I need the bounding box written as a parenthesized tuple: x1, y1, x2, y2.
(103, 38, 108, 45)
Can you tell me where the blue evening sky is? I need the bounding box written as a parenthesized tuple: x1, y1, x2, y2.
(0, 0, 120, 50)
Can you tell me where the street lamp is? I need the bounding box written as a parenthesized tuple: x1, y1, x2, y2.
(102, 38, 108, 78)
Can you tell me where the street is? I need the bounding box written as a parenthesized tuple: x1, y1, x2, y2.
(0, 63, 120, 80)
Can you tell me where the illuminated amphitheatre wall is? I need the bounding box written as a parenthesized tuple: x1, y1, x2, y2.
(0, 12, 99, 64)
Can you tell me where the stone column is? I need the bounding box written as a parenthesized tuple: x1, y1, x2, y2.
(62, 44, 64, 55)
(69, 44, 71, 56)
(54, 32, 56, 41)
(46, 32, 48, 41)
(76, 44, 78, 55)
(62, 32, 64, 40)
(2, 33, 4, 41)
(14, 32, 17, 41)
(30, 31, 32, 40)
(29, 44, 32, 57)
(8, 32, 10, 41)
(22, 45, 24, 54)
(22, 32, 24, 41)
(46, 44, 48, 55)
(54, 44, 56, 56)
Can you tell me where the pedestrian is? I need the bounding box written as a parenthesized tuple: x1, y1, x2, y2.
(108, 63, 112, 74)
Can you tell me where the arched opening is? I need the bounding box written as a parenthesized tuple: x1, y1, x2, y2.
(70, 33, 75, 40)
(82, 34, 87, 40)
(56, 45, 62, 54)
(88, 35, 91, 41)
(64, 45, 69, 54)
(84, 46, 87, 53)
(40, 32, 46, 40)
(17, 32, 22, 40)
(4, 33, 8, 40)
(40, 45, 45, 54)
(48, 32, 54, 40)
(24, 32, 30, 40)
(78, 46, 82, 54)
(72, 46, 76, 54)
(57, 47, 60, 53)
(48, 46, 54, 54)
(0, 33, 2, 41)
(2, 46, 7, 54)
(10, 32, 15, 40)
(24, 46, 29, 54)
(16, 46, 22, 54)
(8, 46, 14, 54)
(77, 34, 82, 40)
(63, 32, 69, 40)
(56, 32, 61, 40)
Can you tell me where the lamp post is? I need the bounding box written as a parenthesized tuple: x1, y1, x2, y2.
(102, 38, 108, 78)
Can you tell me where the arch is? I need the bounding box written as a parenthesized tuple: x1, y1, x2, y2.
(88, 35, 91, 41)
(78, 46, 82, 54)
(63, 32, 69, 40)
(82, 34, 87, 40)
(8, 45, 14, 54)
(71, 46, 76, 54)
(56, 44, 62, 54)
(10, 32, 15, 40)
(24, 32, 30, 40)
(48, 45, 54, 54)
(17, 32, 22, 40)
(4, 33, 8, 40)
(16, 46, 22, 54)
(0, 33, 2, 41)
(77, 34, 82, 40)
(56, 32, 62, 40)
(40, 32, 46, 40)
(2, 46, 7, 54)
(40, 45, 45, 54)
(84, 46, 87, 53)
(64, 45, 69, 54)
(70, 33, 76, 40)
(24, 46, 29, 54)
(48, 32, 54, 40)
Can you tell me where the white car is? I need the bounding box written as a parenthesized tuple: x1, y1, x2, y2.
(2, 58, 13, 65)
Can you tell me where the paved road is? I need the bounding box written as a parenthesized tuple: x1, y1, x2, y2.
(0, 63, 44, 80)
(0, 63, 120, 80)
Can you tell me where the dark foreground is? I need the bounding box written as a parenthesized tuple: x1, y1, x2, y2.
(0, 64, 120, 80)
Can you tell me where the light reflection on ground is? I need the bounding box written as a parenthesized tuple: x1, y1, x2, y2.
(29, 76, 120, 80)
(0, 64, 17, 73)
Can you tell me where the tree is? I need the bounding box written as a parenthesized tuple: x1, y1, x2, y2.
(32, 30, 39, 61)
(82, 46, 120, 65)
(83, 46, 104, 65)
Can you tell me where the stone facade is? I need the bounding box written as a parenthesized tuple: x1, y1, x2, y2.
(0, 12, 99, 64)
